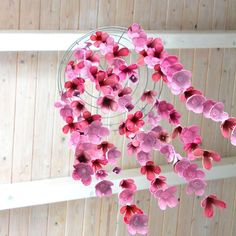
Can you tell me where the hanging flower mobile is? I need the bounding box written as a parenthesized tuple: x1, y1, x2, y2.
(55, 24, 234, 235)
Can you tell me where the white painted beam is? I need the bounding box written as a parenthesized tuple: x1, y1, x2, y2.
(0, 157, 235, 210)
(0, 31, 235, 51)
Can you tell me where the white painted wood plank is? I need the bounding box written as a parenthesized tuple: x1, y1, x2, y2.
(0, 157, 235, 210)
(0, 31, 235, 51)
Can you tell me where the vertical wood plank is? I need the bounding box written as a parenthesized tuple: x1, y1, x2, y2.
(212, 0, 227, 30)
(115, 0, 134, 27)
(226, 0, 236, 29)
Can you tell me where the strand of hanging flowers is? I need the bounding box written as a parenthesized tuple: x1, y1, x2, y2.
(55, 23, 235, 235)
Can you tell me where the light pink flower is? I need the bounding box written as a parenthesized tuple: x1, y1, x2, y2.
(180, 125, 202, 145)
(183, 164, 205, 181)
(231, 126, 236, 146)
(69, 131, 82, 149)
(186, 178, 206, 196)
(119, 189, 135, 205)
(127, 214, 148, 235)
(60, 105, 73, 121)
(147, 111, 161, 126)
(137, 151, 151, 165)
(95, 180, 113, 197)
(160, 55, 179, 75)
(107, 147, 121, 165)
(118, 64, 138, 81)
(118, 95, 133, 112)
(203, 100, 216, 118)
(220, 117, 236, 138)
(127, 140, 140, 155)
(160, 144, 175, 163)
(174, 158, 191, 177)
(209, 102, 229, 122)
(150, 176, 167, 193)
(156, 100, 174, 118)
(155, 186, 178, 210)
(95, 169, 108, 180)
(72, 163, 94, 186)
(186, 94, 206, 113)
(166, 63, 183, 78)
(137, 131, 160, 152)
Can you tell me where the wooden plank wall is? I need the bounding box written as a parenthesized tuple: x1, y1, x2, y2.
(0, 0, 236, 235)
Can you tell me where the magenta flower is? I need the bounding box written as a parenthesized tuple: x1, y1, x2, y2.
(90, 31, 109, 47)
(156, 100, 174, 118)
(186, 94, 206, 113)
(84, 120, 109, 144)
(95, 180, 113, 197)
(118, 64, 138, 81)
(119, 189, 135, 205)
(127, 214, 148, 235)
(201, 195, 226, 218)
(137, 151, 151, 166)
(95, 169, 108, 180)
(183, 164, 205, 181)
(150, 176, 167, 193)
(166, 63, 183, 78)
(71, 100, 86, 117)
(220, 117, 236, 138)
(120, 179, 137, 191)
(62, 116, 80, 134)
(155, 186, 178, 210)
(140, 161, 161, 181)
(105, 45, 129, 63)
(64, 77, 85, 97)
(160, 144, 175, 163)
(97, 95, 118, 113)
(169, 109, 181, 125)
(141, 90, 157, 104)
(107, 147, 121, 165)
(174, 158, 191, 177)
(202, 99, 216, 118)
(186, 178, 206, 196)
(72, 163, 94, 186)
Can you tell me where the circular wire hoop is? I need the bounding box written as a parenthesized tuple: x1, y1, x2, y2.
(57, 26, 162, 130)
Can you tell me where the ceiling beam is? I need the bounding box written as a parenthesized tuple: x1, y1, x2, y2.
(0, 157, 235, 210)
(0, 31, 235, 51)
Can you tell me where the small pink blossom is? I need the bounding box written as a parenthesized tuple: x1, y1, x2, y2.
(118, 64, 138, 81)
(60, 105, 73, 121)
(95, 180, 113, 197)
(156, 100, 174, 118)
(174, 158, 191, 177)
(97, 95, 118, 113)
(169, 110, 181, 125)
(95, 169, 108, 180)
(118, 95, 133, 112)
(155, 186, 178, 210)
(183, 164, 205, 181)
(127, 140, 140, 155)
(119, 189, 135, 205)
(180, 125, 202, 145)
(141, 90, 157, 104)
(90, 31, 109, 47)
(137, 151, 151, 166)
(160, 144, 175, 163)
(186, 94, 206, 113)
(127, 214, 148, 235)
(186, 178, 206, 196)
(147, 111, 161, 126)
(119, 179, 137, 191)
(209, 102, 229, 122)
(72, 163, 94, 186)
(203, 99, 216, 118)
(107, 147, 121, 165)
(160, 55, 179, 75)
(65, 61, 82, 79)
(71, 100, 86, 117)
(220, 117, 236, 138)
(150, 176, 167, 193)
(137, 131, 160, 152)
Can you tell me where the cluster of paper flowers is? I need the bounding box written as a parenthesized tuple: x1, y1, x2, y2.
(55, 23, 235, 235)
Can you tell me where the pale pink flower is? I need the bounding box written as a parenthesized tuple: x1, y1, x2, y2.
(203, 99, 216, 118)
(186, 94, 206, 113)
(160, 144, 175, 163)
(60, 105, 73, 121)
(174, 158, 191, 177)
(137, 151, 151, 166)
(119, 189, 135, 205)
(150, 176, 167, 193)
(95, 180, 113, 197)
(186, 178, 206, 196)
(127, 214, 148, 235)
(72, 163, 94, 186)
(147, 111, 161, 126)
(180, 125, 202, 145)
(107, 147, 121, 165)
(160, 55, 179, 75)
(183, 164, 205, 181)
(137, 131, 160, 152)
(155, 186, 178, 210)
(209, 102, 229, 122)
(69, 131, 81, 149)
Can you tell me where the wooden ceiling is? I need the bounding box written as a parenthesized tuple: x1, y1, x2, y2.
(0, 0, 236, 235)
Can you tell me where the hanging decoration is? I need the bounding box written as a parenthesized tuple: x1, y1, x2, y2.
(55, 23, 235, 235)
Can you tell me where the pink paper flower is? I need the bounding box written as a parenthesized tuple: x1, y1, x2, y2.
(119, 179, 137, 191)
(120, 205, 143, 224)
(209, 102, 229, 122)
(127, 140, 140, 155)
(160, 55, 179, 75)
(60, 105, 73, 121)
(118, 64, 138, 81)
(141, 90, 157, 104)
(220, 117, 236, 138)
(174, 158, 191, 177)
(97, 95, 118, 113)
(72, 163, 94, 186)
(155, 186, 178, 210)
(160, 144, 175, 163)
(71, 100, 86, 117)
(74, 147, 91, 164)
(62, 116, 80, 134)
(95, 180, 113, 197)
(179, 125, 202, 145)
(231, 126, 236, 146)
(186, 94, 206, 113)
(127, 214, 148, 235)
(97, 141, 114, 155)
(107, 147, 121, 165)
(150, 176, 167, 193)
(119, 189, 135, 205)
(203, 99, 216, 118)
(156, 100, 174, 118)
(169, 110, 181, 125)
(183, 164, 205, 181)
(186, 178, 206, 196)
(147, 111, 161, 126)
(64, 77, 85, 97)
(201, 195, 226, 218)
(105, 45, 129, 63)
(152, 64, 168, 82)
(137, 151, 151, 166)
(140, 161, 161, 181)
(69, 131, 82, 149)
(137, 131, 160, 152)
(91, 158, 108, 172)
(95, 169, 108, 180)
(90, 31, 109, 47)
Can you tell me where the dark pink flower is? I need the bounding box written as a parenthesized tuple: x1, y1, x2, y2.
(64, 77, 85, 97)
(169, 110, 181, 125)
(74, 147, 91, 164)
(202, 99, 216, 118)
(201, 195, 226, 218)
(77, 111, 101, 131)
(186, 94, 206, 113)
(186, 178, 206, 196)
(118, 95, 133, 112)
(180, 86, 202, 102)
(150, 176, 167, 193)
(120, 205, 143, 224)
(183, 164, 205, 181)
(127, 140, 140, 155)
(97, 95, 118, 113)
(154, 186, 178, 210)
(95, 180, 113, 197)
(140, 161, 161, 181)
(193, 148, 221, 170)
(119, 64, 138, 81)
(107, 147, 121, 165)
(72, 163, 94, 186)
(119, 179, 137, 191)
(220, 117, 236, 138)
(127, 214, 148, 235)
(119, 189, 135, 205)
(62, 116, 80, 134)
(95, 169, 108, 180)
(91, 158, 108, 172)
(90, 31, 109, 47)
(141, 90, 157, 104)
(97, 141, 114, 155)
(65, 60, 82, 79)
(71, 100, 86, 117)
(105, 45, 129, 62)
(152, 64, 168, 82)
(156, 100, 174, 118)
(172, 125, 183, 139)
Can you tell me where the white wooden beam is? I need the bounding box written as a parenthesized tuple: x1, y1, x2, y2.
(0, 31, 235, 51)
(0, 157, 235, 210)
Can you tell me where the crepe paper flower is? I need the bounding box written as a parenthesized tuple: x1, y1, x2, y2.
(152, 64, 168, 82)
(136, 151, 151, 166)
(166, 63, 184, 78)
(231, 127, 236, 146)
(193, 148, 221, 170)
(147, 111, 161, 126)
(97, 141, 114, 155)
(140, 161, 161, 181)
(118, 64, 138, 81)
(71, 100, 86, 117)
(160, 55, 179, 75)
(125, 111, 145, 134)
(141, 90, 157, 104)
(150, 176, 167, 193)
(90, 31, 109, 47)
(107, 147, 121, 165)
(202, 99, 216, 118)
(180, 86, 203, 102)
(97, 95, 118, 113)
(137, 131, 160, 152)
(168, 70, 192, 95)
(84, 50, 100, 64)
(91, 158, 108, 171)
(65, 60, 82, 79)
(174, 158, 191, 177)
(127, 214, 148, 235)
(220, 117, 236, 138)
(172, 125, 183, 139)
(95, 169, 108, 180)
(127, 140, 140, 155)
(160, 144, 175, 163)
(183, 164, 205, 182)
(201, 195, 226, 218)
(64, 77, 85, 97)
(157, 131, 171, 144)
(119, 189, 135, 205)
(186, 178, 206, 196)
(59, 104, 73, 121)
(179, 125, 202, 145)
(77, 111, 101, 131)
(120, 205, 143, 224)
(155, 186, 178, 210)
(72, 163, 94, 186)
(84, 120, 109, 144)
(105, 45, 130, 63)
(169, 110, 181, 125)
(69, 131, 82, 149)
(209, 102, 229, 122)
(118, 95, 133, 111)
(74, 148, 91, 164)
(99, 36, 115, 55)
(120, 179, 137, 191)
(156, 100, 174, 118)
(62, 116, 80, 134)
(186, 94, 206, 114)
(95, 180, 113, 197)
(113, 167, 121, 174)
